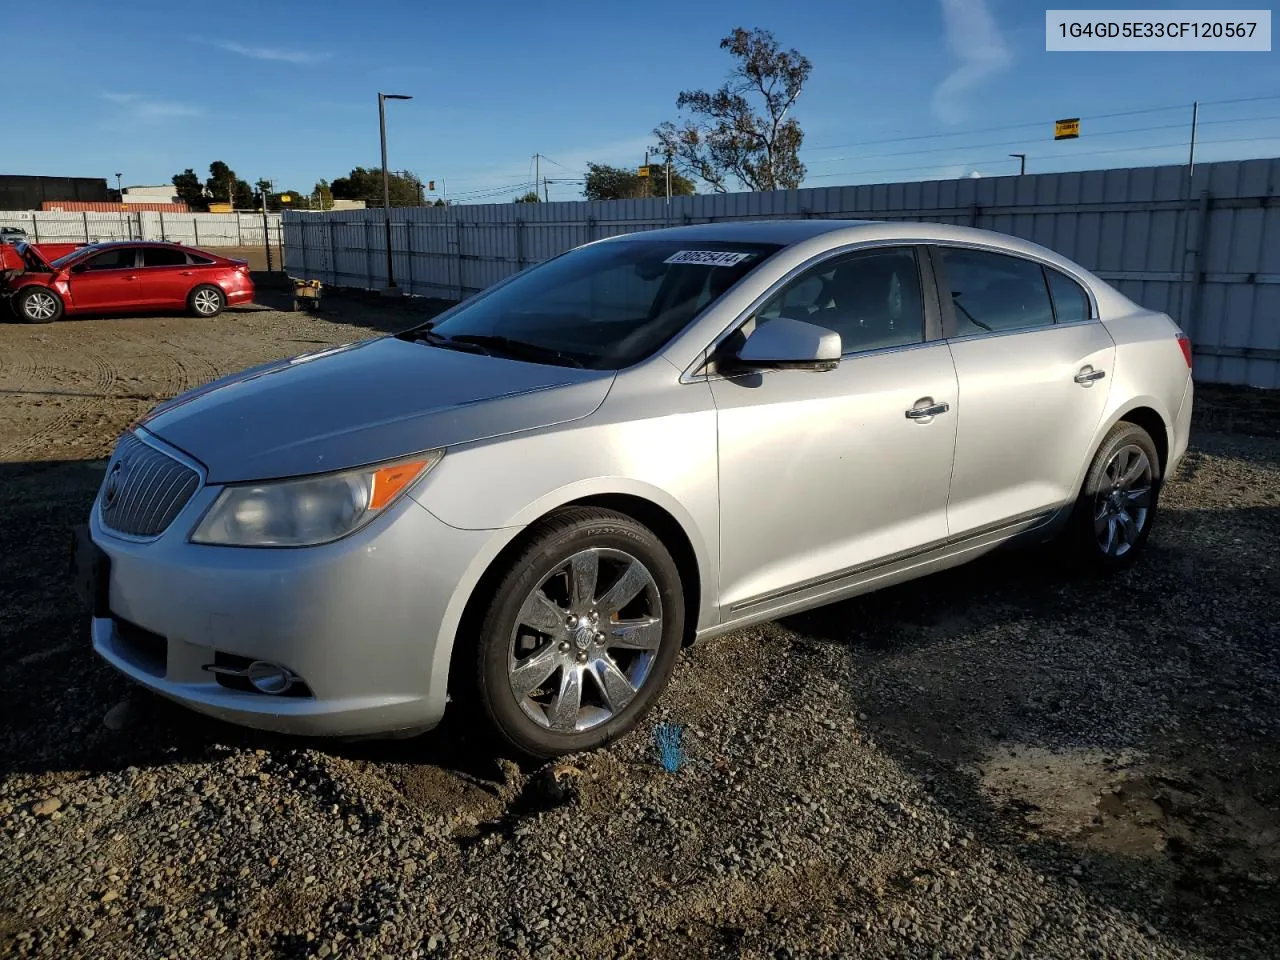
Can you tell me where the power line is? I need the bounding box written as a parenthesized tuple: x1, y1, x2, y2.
(803, 113, 1280, 168)
(801, 94, 1280, 154)
(804, 133, 1280, 182)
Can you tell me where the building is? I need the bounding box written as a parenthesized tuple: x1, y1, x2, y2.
(122, 185, 181, 205)
(0, 175, 110, 210)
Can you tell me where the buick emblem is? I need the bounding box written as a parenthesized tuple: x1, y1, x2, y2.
(104, 461, 124, 505)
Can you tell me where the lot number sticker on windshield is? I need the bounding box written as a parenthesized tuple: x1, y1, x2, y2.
(663, 250, 755, 267)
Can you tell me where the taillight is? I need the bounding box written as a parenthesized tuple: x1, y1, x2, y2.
(236, 264, 250, 274)
(1176, 335, 1193, 368)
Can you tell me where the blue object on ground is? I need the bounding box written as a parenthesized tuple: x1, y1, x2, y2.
(654, 722, 684, 773)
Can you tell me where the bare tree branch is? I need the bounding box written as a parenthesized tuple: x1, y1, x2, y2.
(652, 27, 812, 193)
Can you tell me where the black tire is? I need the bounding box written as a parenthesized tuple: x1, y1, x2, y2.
(187, 284, 225, 318)
(14, 287, 63, 323)
(471, 507, 685, 760)
(1066, 421, 1162, 572)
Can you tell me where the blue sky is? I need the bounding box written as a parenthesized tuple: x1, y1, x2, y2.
(7, 0, 1278, 202)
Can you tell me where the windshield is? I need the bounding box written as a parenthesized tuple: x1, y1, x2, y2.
(410, 238, 781, 370)
(50, 244, 100, 269)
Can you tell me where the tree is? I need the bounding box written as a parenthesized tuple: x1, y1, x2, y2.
(583, 161, 695, 201)
(653, 27, 811, 193)
(171, 169, 207, 211)
(330, 166, 424, 206)
(232, 180, 254, 209)
(514, 191, 540, 203)
(206, 161, 241, 206)
(313, 179, 334, 211)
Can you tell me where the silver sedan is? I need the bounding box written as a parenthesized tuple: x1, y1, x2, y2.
(74, 219, 1194, 758)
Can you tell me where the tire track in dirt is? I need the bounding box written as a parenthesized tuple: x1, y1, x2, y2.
(0, 339, 37, 391)
(158, 335, 224, 391)
(0, 334, 121, 461)
(0, 334, 66, 397)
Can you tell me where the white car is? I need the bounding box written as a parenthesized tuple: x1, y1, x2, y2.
(77, 219, 1194, 758)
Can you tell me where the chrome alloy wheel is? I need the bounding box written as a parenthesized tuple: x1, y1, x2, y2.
(1094, 443, 1153, 557)
(507, 547, 663, 732)
(23, 291, 58, 320)
(193, 288, 222, 315)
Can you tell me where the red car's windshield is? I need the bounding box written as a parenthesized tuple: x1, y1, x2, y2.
(50, 245, 102, 269)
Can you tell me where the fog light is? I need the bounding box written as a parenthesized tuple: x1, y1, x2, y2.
(246, 661, 296, 695)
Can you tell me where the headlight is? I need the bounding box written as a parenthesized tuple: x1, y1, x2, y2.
(190, 451, 443, 547)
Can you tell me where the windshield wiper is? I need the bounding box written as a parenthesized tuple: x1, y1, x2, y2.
(448, 335, 585, 368)
(410, 329, 497, 356)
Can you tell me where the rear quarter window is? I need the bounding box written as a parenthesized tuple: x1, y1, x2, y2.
(1046, 268, 1092, 323)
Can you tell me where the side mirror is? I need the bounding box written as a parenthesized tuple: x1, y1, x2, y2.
(732, 317, 841, 372)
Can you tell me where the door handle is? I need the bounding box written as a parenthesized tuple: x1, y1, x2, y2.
(905, 400, 950, 420)
(122, 275, 138, 281)
(180, 271, 194, 276)
(1074, 366, 1106, 385)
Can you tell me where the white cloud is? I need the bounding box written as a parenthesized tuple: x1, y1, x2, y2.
(102, 93, 202, 122)
(215, 41, 329, 64)
(932, 0, 1012, 124)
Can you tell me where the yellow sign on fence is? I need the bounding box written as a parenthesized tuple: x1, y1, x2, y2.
(1054, 118, 1081, 140)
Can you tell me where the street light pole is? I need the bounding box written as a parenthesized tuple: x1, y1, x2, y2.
(378, 92, 413, 295)
(115, 173, 125, 239)
(1009, 153, 1027, 175)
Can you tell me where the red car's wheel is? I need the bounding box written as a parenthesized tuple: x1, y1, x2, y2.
(15, 287, 63, 324)
(188, 285, 225, 318)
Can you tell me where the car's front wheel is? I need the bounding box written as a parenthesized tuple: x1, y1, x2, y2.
(14, 287, 63, 323)
(472, 507, 685, 759)
(188, 284, 225, 318)
(1068, 421, 1162, 571)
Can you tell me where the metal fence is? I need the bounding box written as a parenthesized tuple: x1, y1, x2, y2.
(0, 209, 283, 251)
(282, 158, 1280, 388)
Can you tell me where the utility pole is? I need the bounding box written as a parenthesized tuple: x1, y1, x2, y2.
(1009, 153, 1026, 175)
(378, 92, 413, 294)
(1188, 101, 1199, 179)
(643, 150, 650, 198)
(665, 149, 672, 205)
(260, 179, 273, 271)
(534, 154, 540, 202)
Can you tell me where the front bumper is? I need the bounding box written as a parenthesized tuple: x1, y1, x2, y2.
(85, 471, 494, 738)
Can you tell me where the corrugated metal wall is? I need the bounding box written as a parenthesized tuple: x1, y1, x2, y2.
(283, 158, 1280, 388)
(0, 210, 283, 248)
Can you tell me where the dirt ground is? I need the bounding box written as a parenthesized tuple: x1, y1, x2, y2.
(0, 293, 1278, 959)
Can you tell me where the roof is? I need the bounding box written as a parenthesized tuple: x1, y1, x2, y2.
(601, 217, 1093, 275)
(607, 218, 872, 245)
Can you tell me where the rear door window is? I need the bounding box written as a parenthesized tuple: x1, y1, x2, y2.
(937, 248, 1055, 336)
(141, 247, 188, 267)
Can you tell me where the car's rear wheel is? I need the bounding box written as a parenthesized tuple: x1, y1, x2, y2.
(15, 287, 63, 323)
(188, 284, 225, 318)
(1068, 421, 1162, 571)
(472, 507, 685, 760)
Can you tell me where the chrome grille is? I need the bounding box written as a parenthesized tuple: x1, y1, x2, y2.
(99, 433, 200, 538)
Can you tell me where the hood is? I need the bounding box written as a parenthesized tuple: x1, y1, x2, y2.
(18, 242, 55, 271)
(138, 336, 615, 483)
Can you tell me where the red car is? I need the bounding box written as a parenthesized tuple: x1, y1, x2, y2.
(1, 241, 254, 323)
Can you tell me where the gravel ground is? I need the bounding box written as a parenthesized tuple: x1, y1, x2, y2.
(1, 294, 1278, 959)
